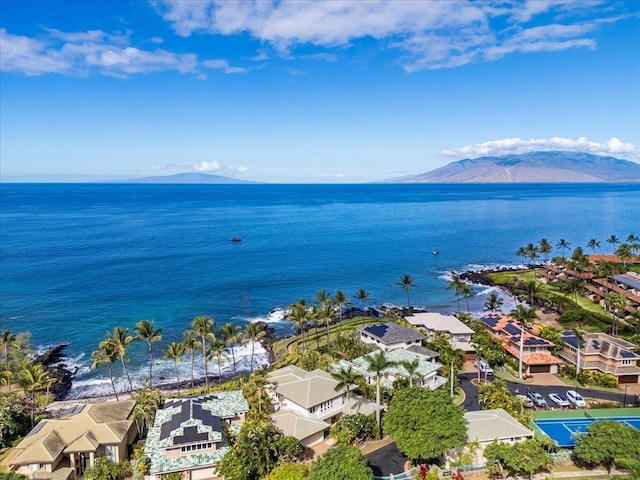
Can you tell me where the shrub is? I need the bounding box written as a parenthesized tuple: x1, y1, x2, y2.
(329, 413, 379, 445)
(577, 370, 618, 388)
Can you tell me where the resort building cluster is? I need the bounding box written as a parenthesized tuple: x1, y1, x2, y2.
(4, 254, 640, 480)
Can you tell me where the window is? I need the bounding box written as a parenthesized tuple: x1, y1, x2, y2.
(622, 359, 632, 365)
(319, 399, 334, 412)
(105, 444, 116, 462)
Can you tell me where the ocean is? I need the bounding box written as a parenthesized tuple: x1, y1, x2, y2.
(1, 183, 638, 398)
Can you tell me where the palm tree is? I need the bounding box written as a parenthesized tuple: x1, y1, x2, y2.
(163, 342, 185, 396)
(538, 238, 553, 263)
(616, 244, 634, 267)
(526, 243, 540, 265)
(520, 280, 541, 307)
(102, 326, 135, 393)
(288, 300, 310, 352)
(607, 234, 620, 254)
(355, 288, 370, 323)
(509, 305, 538, 379)
(91, 343, 119, 400)
(484, 293, 504, 313)
(333, 290, 350, 331)
(319, 303, 334, 352)
(134, 319, 162, 386)
(460, 283, 473, 313)
(515, 246, 528, 266)
(397, 275, 416, 310)
(364, 351, 396, 433)
(587, 238, 600, 254)
(208, 340, 227, 384)
(442, 347, 464, 396)
(18, 363, 55, 426)
(401, 358, 420, 388)
(0, 330, 16, 372)
(565, 277, 584, 306)
(220, 323, 243, 379)
(556, 239, 571, 259)
(331, 365, 360, 414)
(573, 329, 584, 376)
(182, 333, 199, 390)
(446, 274, 464, 312)
(244, 322, 266, 373)
(187, 315, 215, 390)
(606, 291, 627, 336)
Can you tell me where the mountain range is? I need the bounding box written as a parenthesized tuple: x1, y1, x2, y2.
(117, 172, 260, 184)
(391, 151, 640, 183)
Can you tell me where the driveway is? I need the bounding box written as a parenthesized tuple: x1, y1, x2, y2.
(365, 442, 408, 477)
(458, 370, 636, 411)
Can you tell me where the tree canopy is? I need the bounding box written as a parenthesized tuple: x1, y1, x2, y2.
(383, 387, 465, 462)
(573, 420, 640, 475)
(477, 378, 532, 426)
(307, 444, 373, 480)
(484, 439, 551, 478)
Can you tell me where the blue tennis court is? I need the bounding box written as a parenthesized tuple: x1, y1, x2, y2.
(535, 415, 640, 447)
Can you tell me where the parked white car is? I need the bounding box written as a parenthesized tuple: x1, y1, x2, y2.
(548, 393, 570, 408)
(566, 390, 587, 408)
(475, 360, 494, 375)
(516, 394, 534, 408)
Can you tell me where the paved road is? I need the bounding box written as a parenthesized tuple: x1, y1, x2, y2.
(459, 372, 639, 411)
(364, 442, 407, 477)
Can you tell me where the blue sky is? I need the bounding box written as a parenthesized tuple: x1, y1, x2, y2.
(1, 0, 639, 183)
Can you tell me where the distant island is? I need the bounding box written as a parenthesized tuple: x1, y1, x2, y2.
(116, 172, 261, 184)
(390, 151, 640, 183)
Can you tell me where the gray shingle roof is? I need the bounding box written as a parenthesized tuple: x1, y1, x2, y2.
(358, 322, 425, 345)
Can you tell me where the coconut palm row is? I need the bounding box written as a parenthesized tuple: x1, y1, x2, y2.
(91, 317, 267, 399)
(516, 234, 639, 265)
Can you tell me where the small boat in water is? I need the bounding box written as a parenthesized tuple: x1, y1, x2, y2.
(432, 249, 440, 255)
(231, 237, 242, 242)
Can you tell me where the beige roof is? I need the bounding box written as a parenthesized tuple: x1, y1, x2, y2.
(343, 394, 377, 416)
(271, 411, 330, 441)
(406, 312, 475, 335)
(464, 409, 533, 444)
(12, 400, 135, 466)
(33, 467, 74, 480)
(271, 368, 346, 409)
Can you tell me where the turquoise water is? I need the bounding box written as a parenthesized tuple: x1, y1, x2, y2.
(1, 183, 638, 397)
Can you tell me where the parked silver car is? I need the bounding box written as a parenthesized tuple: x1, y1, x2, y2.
(527, 391, 547, 408)
(548, 393, 570, 408)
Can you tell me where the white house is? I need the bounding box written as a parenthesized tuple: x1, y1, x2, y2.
(357, 322, 425, 351)
(268, 366, 376, 447)
(405, 312, 475, 356)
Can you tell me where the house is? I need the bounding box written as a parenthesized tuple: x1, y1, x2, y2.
(9, 401, 137, 480)
(559, 331, 640, 384)
(405, 312, 476, 358)
(478, 313, 563, 374)
(461, 409, 534, 463)
(333, 348, 446, 390)
(144, 391, 249, 480)
(268, 366, 376, 447)
(357, 322, 425, 351)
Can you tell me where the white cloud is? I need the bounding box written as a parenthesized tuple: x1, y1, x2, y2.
(441, 137, 639, 159)
(0, 27, 197, 77)
(154, 0, 625, 70)
(202, 58, 247, 74)
(153, 161, 249, 175)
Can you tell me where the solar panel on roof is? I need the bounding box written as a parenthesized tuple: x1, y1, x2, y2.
(26, 421, 46, 437)
(173, 425, 210, 446)
(160, 400, 191, 440)
(481, 316, 500, 327)
(620, 350, 637, 358)
(503, 323, 522, 335)
(613, 274, 640, 291)
(592, 340, 600, 350)
(365, 324, 389, 338)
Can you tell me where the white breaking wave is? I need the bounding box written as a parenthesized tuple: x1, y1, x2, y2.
(67, 341, 270, 399)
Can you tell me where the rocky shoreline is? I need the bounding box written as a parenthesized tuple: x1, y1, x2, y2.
(34, 343, 78, 401)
